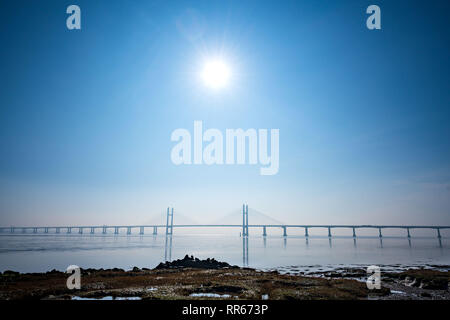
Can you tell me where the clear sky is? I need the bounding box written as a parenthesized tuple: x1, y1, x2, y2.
(0, 0, 449, 226)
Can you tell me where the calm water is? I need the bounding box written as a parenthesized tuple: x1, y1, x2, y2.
(0, 233, 449, 273)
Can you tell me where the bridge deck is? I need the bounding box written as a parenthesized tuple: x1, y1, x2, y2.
(1, 224, 449, 229)
(2, 205, 447, 238)
(0, 224, 447, 240)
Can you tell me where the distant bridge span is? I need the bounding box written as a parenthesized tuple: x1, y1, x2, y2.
(1, 205, 448, 239)
(1, 224, 448, 238)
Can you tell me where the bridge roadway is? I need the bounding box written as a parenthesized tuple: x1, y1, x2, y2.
(0, 224, 448, 238)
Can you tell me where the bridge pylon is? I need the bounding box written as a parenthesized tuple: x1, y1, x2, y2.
(166, 207, 174, 235)
(242, 204, 249, 237)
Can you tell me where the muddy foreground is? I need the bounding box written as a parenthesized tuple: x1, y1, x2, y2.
(0, 256, 448, 300)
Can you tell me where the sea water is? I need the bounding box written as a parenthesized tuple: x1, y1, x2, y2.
(0, 233, 448, 273)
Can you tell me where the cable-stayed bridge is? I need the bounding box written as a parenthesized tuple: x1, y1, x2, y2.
(1, 204, 449, 240)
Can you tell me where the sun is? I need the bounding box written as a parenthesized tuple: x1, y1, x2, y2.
(201, 59, 231, 89)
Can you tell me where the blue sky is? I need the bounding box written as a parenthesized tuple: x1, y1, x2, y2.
(0, 0, 449, 226)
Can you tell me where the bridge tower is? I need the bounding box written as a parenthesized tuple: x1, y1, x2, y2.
(166, 207, 174, 235)
(242, 204, 249, 237)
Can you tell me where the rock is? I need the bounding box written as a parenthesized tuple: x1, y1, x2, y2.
(399, 269, 449, 290)
(420, 278, 448, 290)
(154, 255, 235, 270)
(47, 269, 60, 274)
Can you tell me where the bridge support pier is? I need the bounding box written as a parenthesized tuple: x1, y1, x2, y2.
(114, 227, 119, 235)
(102, 226, 107, 234)
(328, 227, 332, 237)
(305, 227, 309, 237)
(437, 228, 441, 239)
(140, 227, 144, 235)
(352, 227, 356, 238)
(378, 228, 382, 238)
(45, 227, 48, 234)
(127, 227, 132, 235)
(153, 226, 157, 235)
(67, 227, 71, 234)
(263, 226, 267, 237)
(10, 227, 14, 233)
(283, 226, 287, 237)
(407, 228, 411, 238)
(78, 228, 83, 234)
(56, 228, 60, 234)
(90, 227, 95, 234)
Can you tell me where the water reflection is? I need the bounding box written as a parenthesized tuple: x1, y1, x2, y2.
(242, 235, 444, 267)
(0, 233, 447, 273)
(164, 233, 172, 262)
(242, 236, 248, 266)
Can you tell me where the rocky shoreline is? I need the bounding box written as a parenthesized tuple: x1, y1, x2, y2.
(0, 256, 448, 300)
(297, 266, 450, 300)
